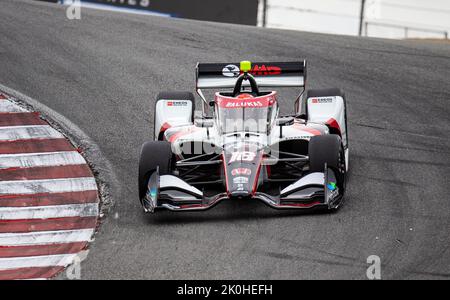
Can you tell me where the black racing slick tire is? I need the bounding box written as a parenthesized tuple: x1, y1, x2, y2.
(305, 87, 345, 99)
(138, 141, 173, 200)
(308, 135, 342, 173)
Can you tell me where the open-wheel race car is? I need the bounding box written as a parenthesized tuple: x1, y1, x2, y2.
(139, 60, 348, 213)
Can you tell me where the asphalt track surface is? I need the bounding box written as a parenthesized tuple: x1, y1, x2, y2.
(1, 0, 449, 279)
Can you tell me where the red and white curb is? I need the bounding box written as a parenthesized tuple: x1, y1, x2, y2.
(0, 92, 99, 280)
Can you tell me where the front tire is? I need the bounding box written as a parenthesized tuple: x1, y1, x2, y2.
(138, 141, 173, 200)
(308, 135, 343, 172)
(309, 135, 346, 211)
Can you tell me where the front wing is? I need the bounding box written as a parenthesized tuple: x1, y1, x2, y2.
(141, 166, 345, 212)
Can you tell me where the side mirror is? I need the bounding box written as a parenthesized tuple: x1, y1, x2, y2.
(194, 118, 214, 128)
(276, 117, 294, 127)
(276, 117, 294, 139)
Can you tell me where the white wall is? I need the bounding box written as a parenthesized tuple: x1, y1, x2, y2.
(262, 0, 450, 39)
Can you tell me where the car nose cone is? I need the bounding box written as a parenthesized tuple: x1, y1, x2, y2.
(230, 191, 251, 199)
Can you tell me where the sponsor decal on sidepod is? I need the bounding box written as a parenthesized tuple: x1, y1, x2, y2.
(312, 97, 333, 104)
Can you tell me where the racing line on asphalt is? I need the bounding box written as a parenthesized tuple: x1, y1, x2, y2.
(0, 91, 100, 280)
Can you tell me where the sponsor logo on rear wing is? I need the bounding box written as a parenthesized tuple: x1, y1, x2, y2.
(196, 61, 307, 89)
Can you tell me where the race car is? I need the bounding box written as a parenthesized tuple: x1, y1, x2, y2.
(138, 60, 348, 212)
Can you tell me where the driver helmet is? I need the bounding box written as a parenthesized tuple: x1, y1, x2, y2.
(236, 93, 254, 99)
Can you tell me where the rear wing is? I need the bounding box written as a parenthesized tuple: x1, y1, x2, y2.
(196, 61, 307, 89)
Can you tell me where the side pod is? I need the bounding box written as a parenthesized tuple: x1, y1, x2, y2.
(304, 88, 349, 170)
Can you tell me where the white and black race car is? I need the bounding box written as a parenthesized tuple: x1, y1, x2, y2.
(139, 61, 348, 212)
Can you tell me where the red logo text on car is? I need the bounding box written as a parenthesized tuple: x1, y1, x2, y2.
(249, 65, 282, 76)
(231, 168, 252, 176)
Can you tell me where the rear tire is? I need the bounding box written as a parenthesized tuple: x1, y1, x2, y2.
(308, 135, 342, 172)
(138, 141, 173, 200)
(305, 87, 345, 99)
